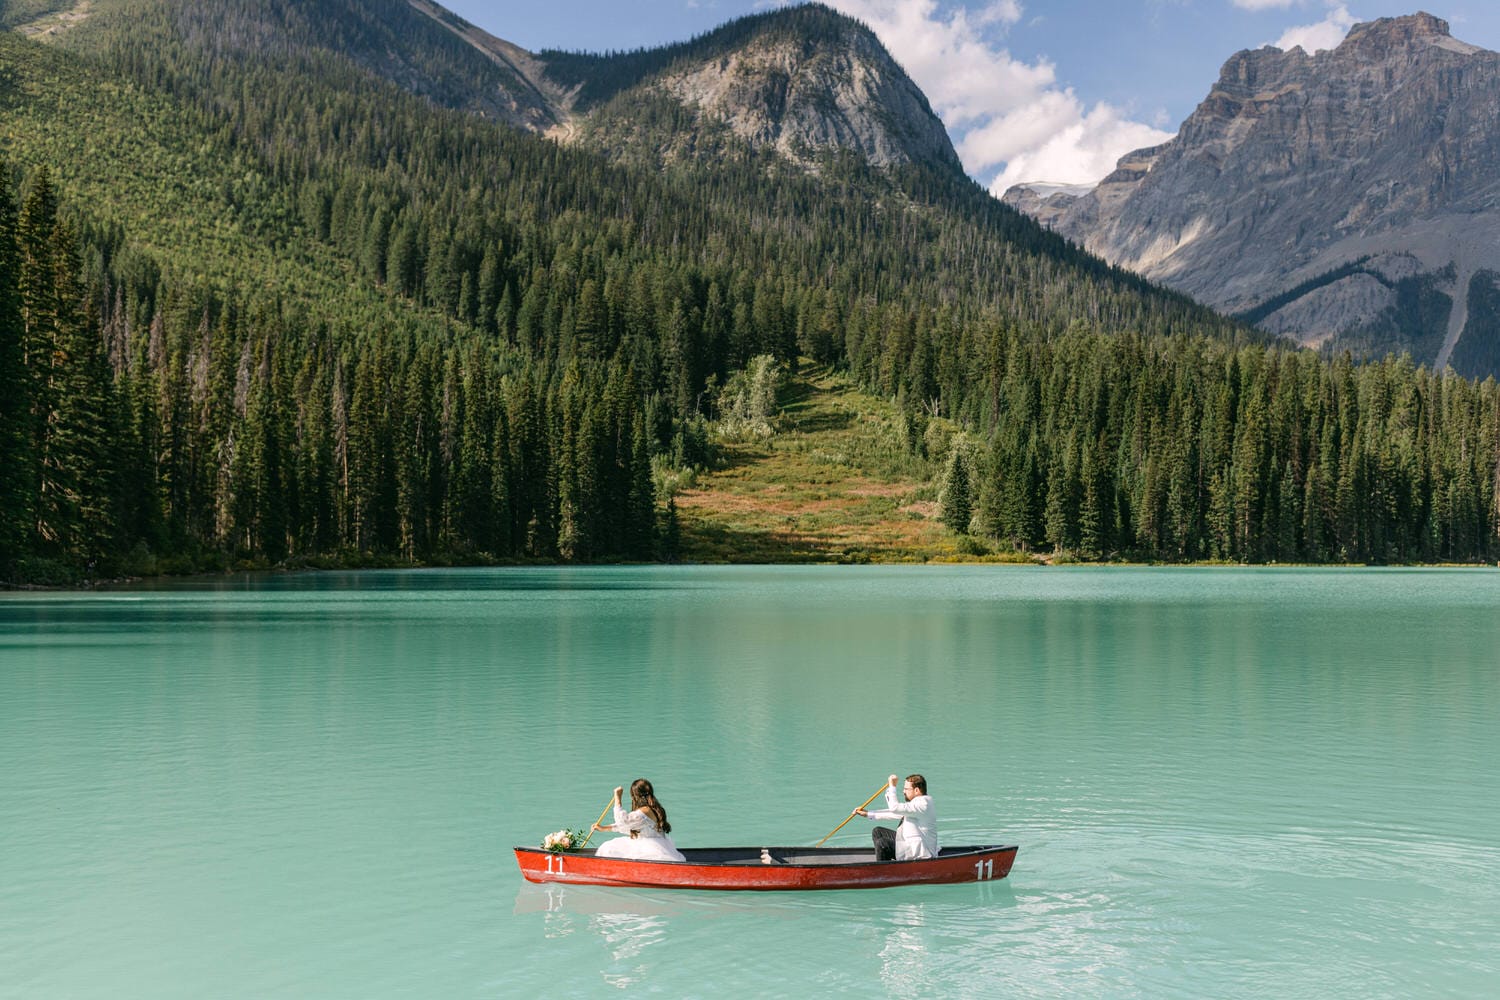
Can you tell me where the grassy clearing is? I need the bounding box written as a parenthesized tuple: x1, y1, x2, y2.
(674, 363, 1038, 564)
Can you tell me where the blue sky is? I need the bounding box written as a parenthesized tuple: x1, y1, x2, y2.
(442, 2, 1500, 194)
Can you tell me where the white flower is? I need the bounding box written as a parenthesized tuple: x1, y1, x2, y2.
(542, 828, 574, 850)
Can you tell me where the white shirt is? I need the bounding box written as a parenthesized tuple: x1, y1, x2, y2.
(865, 787, 937, 860)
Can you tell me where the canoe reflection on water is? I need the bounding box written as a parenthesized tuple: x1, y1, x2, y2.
(514, 883, 806, 919)
(516, 882, 1018, 989)
(515, 888, 677, 990)
(880, 902, 935, 990)
(513, 878, 1018, 920)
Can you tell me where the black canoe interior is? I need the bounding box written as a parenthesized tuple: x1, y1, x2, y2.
(527, 845, 1014, 866)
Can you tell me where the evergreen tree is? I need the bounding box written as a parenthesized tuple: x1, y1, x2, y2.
(1044, 440, 1080, 553)
(939, 444, 972, 535)
(0, 162, 30, 575)
(490, 405, 514, 557)
(1078, 439, 1105, 559)
(22, 181, 119, 569)
(627, 413, 656, 559)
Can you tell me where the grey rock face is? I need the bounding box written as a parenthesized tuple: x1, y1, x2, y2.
(405, 0, 575, 133)
(644, 24, 961, 171)
(1257, 273, 1393, 344)
(1004, 12, 1500, 375)
(1001, 183, 1090, 230)
(416, 1, 959, 173)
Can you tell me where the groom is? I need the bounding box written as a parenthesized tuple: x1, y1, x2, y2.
(855, 773, 937, 861)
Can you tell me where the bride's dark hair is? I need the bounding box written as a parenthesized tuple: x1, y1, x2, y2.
(630, 778, 670, 834)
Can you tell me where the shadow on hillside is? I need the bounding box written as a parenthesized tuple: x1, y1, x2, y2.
(784, 407, 853, 434)
(778, 377, 815, 413)
(678, 518, 874, 564)
(776, 372, 854, 434)
(707, 439, 771, 474)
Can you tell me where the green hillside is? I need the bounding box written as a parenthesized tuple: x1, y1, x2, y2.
(672, 362, 979, 564)
(1, 0, 1497, 584)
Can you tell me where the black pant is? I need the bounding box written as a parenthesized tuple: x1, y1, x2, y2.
(872, 826, 897, 862)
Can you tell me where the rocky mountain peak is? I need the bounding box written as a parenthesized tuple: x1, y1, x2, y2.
(1207, 12, 1463, 105)
(554, 5, 962, 172)
(1002, 12, 1500, 376)
(649, 12, 958, 170)
(1337, 11, 1451, 56)
(412, 2, 960, 174)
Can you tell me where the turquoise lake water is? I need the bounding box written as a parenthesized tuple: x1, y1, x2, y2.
(2, 566, 1498, 998)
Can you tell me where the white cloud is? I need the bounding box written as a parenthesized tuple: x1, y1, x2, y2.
(1271, 3, 1356, 53)
(824, 0, 1173, 193)
(977, 1, 1023, 26)
(987, 103, 1173, 194)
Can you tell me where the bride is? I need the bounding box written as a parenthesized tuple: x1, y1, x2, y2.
(591, 778, 686, 862)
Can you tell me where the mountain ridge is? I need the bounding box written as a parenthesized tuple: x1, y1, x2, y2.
(418, 2, 965, 173)
(403, 0, 577, 134)
(1003, 11, 1500, 377)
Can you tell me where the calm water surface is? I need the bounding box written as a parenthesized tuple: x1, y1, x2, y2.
(2, 566, 1497, 997)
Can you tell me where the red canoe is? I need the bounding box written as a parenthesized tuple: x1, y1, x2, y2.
(513, 844, 1018, 891)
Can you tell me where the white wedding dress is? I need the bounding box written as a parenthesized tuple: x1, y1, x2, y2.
(594, 805, 686, 862)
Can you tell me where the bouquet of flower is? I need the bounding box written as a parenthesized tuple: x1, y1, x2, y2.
(541, 827, 588, 852)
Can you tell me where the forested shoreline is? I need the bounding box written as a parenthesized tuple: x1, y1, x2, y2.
(1, 0, 1497, 584)
(3, 160, 1497, 584)
(933, 331, 1500, 564)
(0, 166, 671, 584)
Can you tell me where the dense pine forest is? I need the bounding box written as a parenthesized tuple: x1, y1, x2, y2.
(1, 0, 1497, 583)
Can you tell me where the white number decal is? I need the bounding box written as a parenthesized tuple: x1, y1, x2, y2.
(974, 859, 994, 881)
(545, 853, 565, 875)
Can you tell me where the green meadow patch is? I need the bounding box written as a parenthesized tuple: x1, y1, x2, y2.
(674, 364, 1037, 564)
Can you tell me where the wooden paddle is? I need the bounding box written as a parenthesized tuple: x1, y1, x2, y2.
(578, 792, 619, 849)
(815, 781, 892, 847)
